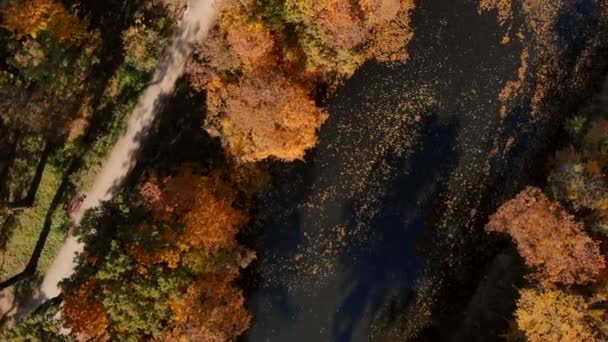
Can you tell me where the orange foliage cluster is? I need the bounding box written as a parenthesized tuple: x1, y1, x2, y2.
(70, 168, 253, 339)
(488, 115, 608, 340)
(139, 168, 200, 221)
(181, 176, 248, 250)
(486, 186, 605, 285)
(187, 0, 415, 162)
(224, 19, 275, 69)
(300, 0, 368, 51)
(164, 274, 251, 342)
(205, 68, 328, 162)
(135, 170, 250, 265)
(135, 169, 253, 340)
(0, 0, 91, 43)
(62, 280, 109, 339)
(362, 0, 416, 63)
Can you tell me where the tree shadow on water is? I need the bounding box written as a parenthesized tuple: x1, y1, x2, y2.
(240, 153, 321, 341)
(332, 114, 461, 342)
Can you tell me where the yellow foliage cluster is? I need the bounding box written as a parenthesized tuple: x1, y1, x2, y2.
(206, 68, 328, 162)
(1, 0, 90, 43)
(516, 288, 599, 342)
(506, 116, 608, 340)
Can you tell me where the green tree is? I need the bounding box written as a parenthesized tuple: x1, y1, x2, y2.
(0, 298, 71, 342)
(95, 242, 187, 340)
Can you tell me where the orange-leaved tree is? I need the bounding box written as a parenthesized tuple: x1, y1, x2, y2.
(139, 168, 201, 222)
(62, 280, 109, 339)
(205, 68, 328, 162)
(486, 186, 605, 285)
(224, 15, 276, 69)
(181, 176, 249, 250)
(164, 273, 251, 342)
(1, 0, 91, 43)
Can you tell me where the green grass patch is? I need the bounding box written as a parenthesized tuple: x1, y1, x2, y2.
(5, 134, 46, 203)
(0, 164, 68, 280)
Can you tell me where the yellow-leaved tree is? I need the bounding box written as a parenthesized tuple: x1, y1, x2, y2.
(515, 288, 601, 342)
(1, 0, 90, 43)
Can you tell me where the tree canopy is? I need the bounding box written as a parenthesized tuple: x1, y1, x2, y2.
(486, 186, 605, 285)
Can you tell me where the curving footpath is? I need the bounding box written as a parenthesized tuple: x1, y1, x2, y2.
(12, 0, 218, 319)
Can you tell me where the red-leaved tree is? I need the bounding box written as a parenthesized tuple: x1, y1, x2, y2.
(486, 186, 605, 285)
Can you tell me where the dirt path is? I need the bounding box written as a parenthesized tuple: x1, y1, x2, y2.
(5, 0, 218, 318)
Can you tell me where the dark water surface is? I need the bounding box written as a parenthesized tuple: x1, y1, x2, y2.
(243, 1, 607, 341)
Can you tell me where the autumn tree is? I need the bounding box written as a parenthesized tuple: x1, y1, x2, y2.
(185, 0, 415, 162)
(364, 0, 416, 63)
(125, 221, 186, 269)
(548, 148, 608, 212)
(186, 25, 242, 92)
(62, 280, 109, 340)
(0, 0, 102, 142)
(205, 68, 328, 162)
(1, 0, 91, 44)
(248, 0, 415, 76)
(486, 186, 605, 285)
(181, 176, 248, 249)
(164, 274, 251, 342)
(139, 168, 201, 222)
(224, 15, 275, 68)
(60, 166, 254, 340)
(515, 288, 602, 342)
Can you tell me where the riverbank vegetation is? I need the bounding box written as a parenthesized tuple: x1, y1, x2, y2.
(1, 81, 258, 340)
(59, 168, 253, 341)
(5, 0, 607, 341)
(187, 0, 416, 162)
(485, 112, 608, 341)
(0, 0, 173, 312)
(0, 0, 413, 341)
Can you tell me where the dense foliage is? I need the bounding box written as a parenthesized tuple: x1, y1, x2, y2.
(487, 186, 605, 285)
(486, 113, 608, 341)
(0, 0, 174, 287)
(59, 169, 253, 341)
(0, 0, 97, 141)
(0, 298, 66, 341)
(187, 0, 415, 162)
